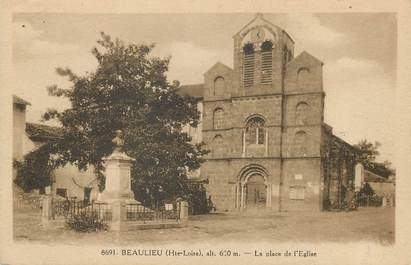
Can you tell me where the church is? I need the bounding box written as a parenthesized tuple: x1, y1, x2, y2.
(179, 14, 359, 212)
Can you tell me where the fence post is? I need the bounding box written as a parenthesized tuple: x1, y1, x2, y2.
(178, 201, 188, 222)
(41, 195, 53, 226)
(110, 201, 129, 231)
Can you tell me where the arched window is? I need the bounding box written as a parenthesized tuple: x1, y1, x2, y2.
(295, 102, 310, 125)
(246, 116, 265, 145)
(213, 108, 224, 129)
(297, 68, 310, 89)
(260, 41, 273, 84)
(294, 130, 307, 156)
(287, 50, 293, 62)
(214, 134, 223, 144)
(214, 76, 225, 96)
(243, 43, 255, 88)
(261, 40, 273, 51)
(283, 47, 288, 65)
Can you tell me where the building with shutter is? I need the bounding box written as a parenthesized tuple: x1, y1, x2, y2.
(179, 13, 361, 212)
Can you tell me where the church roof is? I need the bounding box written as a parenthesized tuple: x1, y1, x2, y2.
(331, 135, 351, 148)
(330, 133, 359, 153)
(323, 124, 359, 153)
(177, 84, 204, 99)
(13, 95, 31, 106)
(26, 122, 63, 141)
(364, 170, 393, 183)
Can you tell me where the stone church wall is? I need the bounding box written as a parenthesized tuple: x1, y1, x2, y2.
(282, 158, 322, 211)
(284, 94, 323, 126)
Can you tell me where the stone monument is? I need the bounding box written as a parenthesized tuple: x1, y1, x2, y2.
(99, 130, 141, 230)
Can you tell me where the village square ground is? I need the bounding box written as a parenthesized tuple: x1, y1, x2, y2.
(14, 206, 394, 245)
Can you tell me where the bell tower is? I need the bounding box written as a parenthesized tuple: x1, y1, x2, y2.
(232, 13, 295, 97)
(198, 13, 325, 212)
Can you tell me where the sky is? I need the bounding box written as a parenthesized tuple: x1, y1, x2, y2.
(12, 13, 397, 164)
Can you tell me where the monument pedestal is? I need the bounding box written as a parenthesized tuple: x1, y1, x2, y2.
(99, 147, 140, 231)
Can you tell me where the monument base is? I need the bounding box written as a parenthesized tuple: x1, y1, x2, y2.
(99, 190, 140, 204)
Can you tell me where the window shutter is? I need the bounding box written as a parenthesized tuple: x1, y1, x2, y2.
(243, 53, 255, 87)
(261, 41, 273, 84)
(243, 43, 255, 88)
(260, 50, 272, 84)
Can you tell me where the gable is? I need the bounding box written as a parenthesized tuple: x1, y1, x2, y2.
(288, 51, 323, 68)
(234, 13, 284, 38)
(204, 62, 233, 76)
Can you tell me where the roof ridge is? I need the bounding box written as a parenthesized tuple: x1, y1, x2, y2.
(26, 122, 61, 129)
(180, 83, 204, 88)
(26, 122, 63, 141)
(13, 95, 31, 106)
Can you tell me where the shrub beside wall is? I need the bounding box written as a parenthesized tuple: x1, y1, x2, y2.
(66, 211, 108, 232)
(184, 183, 211, 215)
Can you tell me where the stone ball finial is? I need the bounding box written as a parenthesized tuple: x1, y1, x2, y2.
(112, 129, 125, 152)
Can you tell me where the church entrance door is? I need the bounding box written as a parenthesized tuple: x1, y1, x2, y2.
(245, 174, 266, 210)
(237, 165, 271, 211)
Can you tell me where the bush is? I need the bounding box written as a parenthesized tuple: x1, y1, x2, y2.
(184, 183, 211, 215)
(358, 182, 375, 196)
(66, 211, 108, 232)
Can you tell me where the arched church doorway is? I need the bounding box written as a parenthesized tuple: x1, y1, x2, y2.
(237, 164, 272, 211)
(245, 174, 266, 209)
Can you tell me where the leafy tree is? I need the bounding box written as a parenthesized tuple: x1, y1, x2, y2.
(14, 144, 54, 193)
(354, 139, 380, 167)
(42, 32, 208, 206)
(354, 139, 394, 178)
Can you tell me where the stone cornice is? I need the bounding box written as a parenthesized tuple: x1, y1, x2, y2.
(205, 156, 322, 161)
(201, 91, 325, 103)
(202, 124, 323, 132)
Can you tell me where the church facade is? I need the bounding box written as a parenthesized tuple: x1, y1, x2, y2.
(180, 14, 358, 212)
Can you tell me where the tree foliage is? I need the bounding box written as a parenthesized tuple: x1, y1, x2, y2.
(42, 32, 208, 205)
(14, 144, 54, 193)
(354, 139, 394, 178)
(354, 139, 380, 167)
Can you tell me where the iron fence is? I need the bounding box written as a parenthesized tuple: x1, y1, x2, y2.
(356, 195, 383, 207)
(52, 198, 111, 221)
(126, 203, 180, 222)
(52, 198, 180, 223)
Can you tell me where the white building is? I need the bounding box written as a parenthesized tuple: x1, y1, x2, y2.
(13, 95, 99, 201)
